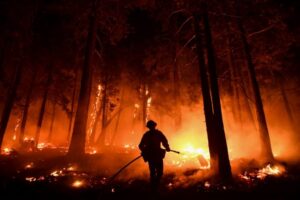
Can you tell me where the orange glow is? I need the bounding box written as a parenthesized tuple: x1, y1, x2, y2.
(25, 162, 34, 169)
(72, 180, 84, 188)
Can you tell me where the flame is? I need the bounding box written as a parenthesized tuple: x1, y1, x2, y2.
(239, 164, 286, 182)
(25, 177, 36, 182)
(25, 162, 34, 169)
(67, 165, 77, 171)
(258, 164, 283, 175)
(1, 147, 13, 155)
(50, 170, 64, 177)
(165, 141, 210, 170)
(256, 164, 285, 180)
(72, 180, 84, 188)
(88, 83, 102, 140)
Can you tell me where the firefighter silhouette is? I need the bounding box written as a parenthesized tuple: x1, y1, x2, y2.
(139, 120, 170, 191)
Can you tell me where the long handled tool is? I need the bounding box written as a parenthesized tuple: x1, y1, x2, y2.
(109, 155, 143, 182)
(108, 149, 180, 182)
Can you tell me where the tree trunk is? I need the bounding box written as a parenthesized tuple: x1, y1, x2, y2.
(96, 80, 108, 148)
(68, 0, 98, 157)
(277, 74, 297, 135)
(0, 64, 22, 150)
(34, 64, 53, 146)
(203, 10, 232, 180)
(19, 68, 37, 144)
(47, 100, 56, 143)
(237, 13, 274, 161)
(225, 22, 240, 122)
(192, 14, 218, 172)
(67, 67, 79, 143)
(89, 95, 103, 146)
(237, 64, 256, 128)
(110, 89, 124, 145)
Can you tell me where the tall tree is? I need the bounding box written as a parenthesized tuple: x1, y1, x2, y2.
(236, 4, 274, 161)
(68, 0, 98, 156)
(34, 64, 53, 146)
(0, 64, 22, 150)
(202, 8, 232, 180)
(193, 13, 219, 173)
(19, 67, 37, 144)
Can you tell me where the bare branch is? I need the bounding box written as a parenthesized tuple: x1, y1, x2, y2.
(248, 24, 275, 38)
(175, 35, 195, 60)
(175, 16, 193, 35)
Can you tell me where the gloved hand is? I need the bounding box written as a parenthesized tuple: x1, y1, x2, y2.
(166, 147, 171, 152)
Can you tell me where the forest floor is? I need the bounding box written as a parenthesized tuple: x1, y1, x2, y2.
(0, 150, 300, 200)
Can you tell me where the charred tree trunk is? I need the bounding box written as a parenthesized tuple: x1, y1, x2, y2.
(0, 64, 22, 150)
(277, 74, 297, 135)
(67, 67, 79, 143)
(110, 89, 124, 145)
(34, 64, 53, 146)
(237, 15, 274, 161)
(203, 11, 232, 180)
(47, 100, 56, 143)
(225, 22, 240, 123)
(19, 68, 37, 144)
(97, 80, 108, 148)
(192, 14, 219, 172)
(237, 65, 256, 128)
(89, 101, 102, 146)
(68, 0, 98, 156)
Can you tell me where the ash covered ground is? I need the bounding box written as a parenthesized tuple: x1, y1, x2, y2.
(1, 150, 299, 200)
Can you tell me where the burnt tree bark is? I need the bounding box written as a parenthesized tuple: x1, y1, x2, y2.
(0, 64, 22, 150)
(67, 67, 79, 143)
(110, 89, 124, 145)
(19, 67, 37, 144)
(278, 77, 297, 135)
(34, 64, 53, 146)
(89, 99, 102, 146)
(68, 0, 98, 156)
(237, 14, 274, 161)
(96, 79, 108, 148)
(203, 10, 232, 180)
(192, 14, 219, 173)
(47, 100, 56, 142)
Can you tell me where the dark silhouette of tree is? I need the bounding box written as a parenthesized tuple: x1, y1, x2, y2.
(236, 3, 274, 162)
(0, 65, 22, 150)
(68, 0, 98, 157)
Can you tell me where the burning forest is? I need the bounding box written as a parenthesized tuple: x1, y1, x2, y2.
(0, 0, 299, 199)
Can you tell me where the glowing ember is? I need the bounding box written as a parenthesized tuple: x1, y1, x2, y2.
(67, 165, 77, 171)
(204, 181, 210, 188)
(239, 164, 286, 182)
(25, 177, 36, 182)
(25, 162, 34, 169)
(50, 170, 64, 177)
(72, 180, 84, 188)
(87, 148, 97, 154)
(1, 147, 13, 155)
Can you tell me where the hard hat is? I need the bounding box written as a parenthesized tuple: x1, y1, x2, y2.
(146, 120, 157, 128)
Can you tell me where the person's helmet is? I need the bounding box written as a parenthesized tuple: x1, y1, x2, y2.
(146, 120, 157, 129)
